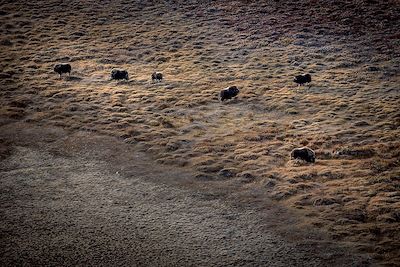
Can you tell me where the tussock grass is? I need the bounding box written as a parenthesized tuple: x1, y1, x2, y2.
(1, 0, 399, 264)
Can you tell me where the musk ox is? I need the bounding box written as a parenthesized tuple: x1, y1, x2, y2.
(111, 69, 129, 80)
(54, 63, 71, 77)
(152, 72, 163, 82)
(220, 86, 239, 101)
(294, 74, 311, 86)
(290, 147, 316, 163)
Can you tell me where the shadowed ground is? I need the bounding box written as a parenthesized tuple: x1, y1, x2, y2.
(0, 122, 373, 266)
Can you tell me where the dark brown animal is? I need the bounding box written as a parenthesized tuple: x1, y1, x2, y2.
(54, 63, 71, 78)
(220, 86, 239, 101)
(290, 147, 316, 163)
(152, 72, 163, 82)
(111, 69, 129, 80)
(294, 74, 311, 86)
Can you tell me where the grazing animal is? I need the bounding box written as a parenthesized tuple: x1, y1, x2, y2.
(111, 69, 129, 80)
(220, 86, 239, 101)
(54, 63, 71, 78)
(290, 147, 316, 163)
(152, 72, 163, 82)
(294, 74, 311, 86)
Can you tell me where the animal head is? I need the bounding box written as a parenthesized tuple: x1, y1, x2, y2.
(306, 148, 316, 162)
(308, 153, 316, 162)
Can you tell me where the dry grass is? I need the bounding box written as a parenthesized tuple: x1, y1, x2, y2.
(0, 0, 399, 265)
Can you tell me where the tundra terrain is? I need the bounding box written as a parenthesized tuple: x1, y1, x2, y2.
(0, 0, 399, 265)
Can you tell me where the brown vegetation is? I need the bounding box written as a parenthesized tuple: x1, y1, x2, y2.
(0, 0, 399, 265)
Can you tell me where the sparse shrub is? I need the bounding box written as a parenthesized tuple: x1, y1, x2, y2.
(239, 172, 257, 183)
(344, 209, 368, 222)
(334, 147, 376, 159)
(218, 168, 236, 178)
(313, 197, 339, 206)
(316, 150, 334, 160)
(264, 178, 276, 188)
(0, 39, 12, 46)
(0, 138, 13, 160)
(159, 117, 174, 128)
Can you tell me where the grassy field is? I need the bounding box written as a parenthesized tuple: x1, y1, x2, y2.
(1, 0, 399, 265)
